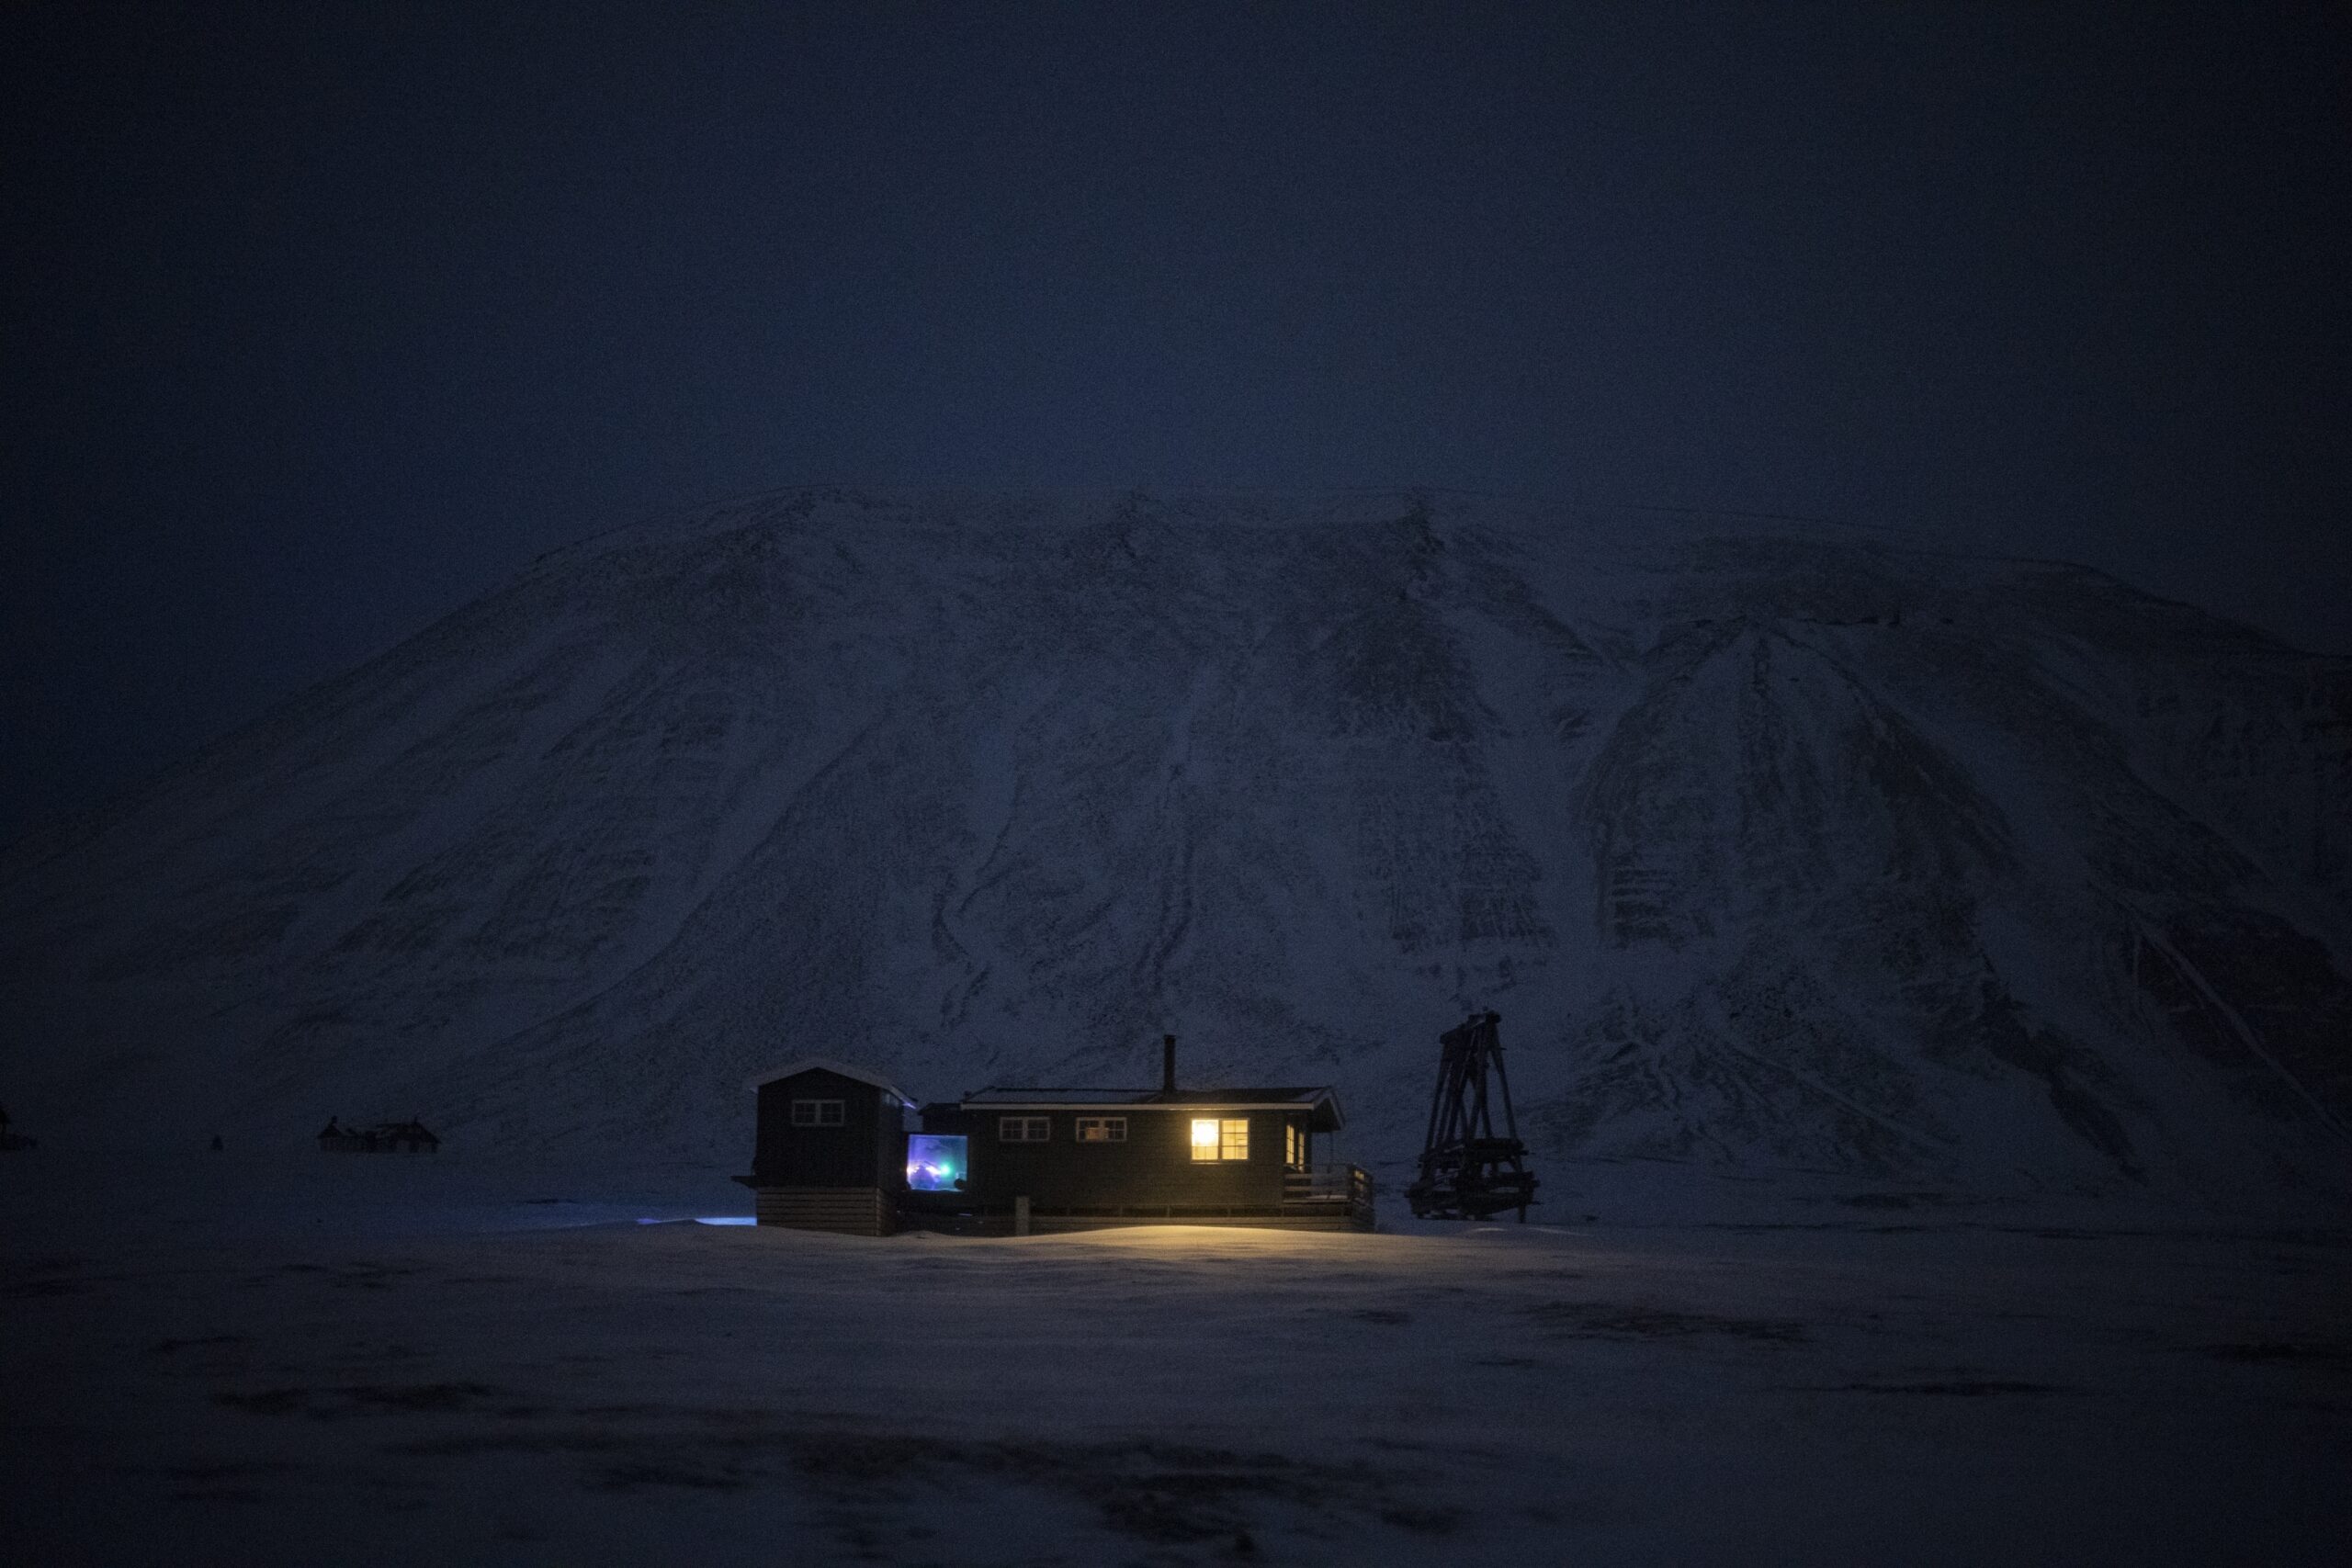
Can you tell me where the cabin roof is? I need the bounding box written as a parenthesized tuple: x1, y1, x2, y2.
(742, 1056, 914, 1104)
(959, 1085, 1344, 1127)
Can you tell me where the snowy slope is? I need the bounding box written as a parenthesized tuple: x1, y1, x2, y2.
(4, 488, 2346, 1196)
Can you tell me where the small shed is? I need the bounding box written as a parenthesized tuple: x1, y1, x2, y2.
(375, 1118, 439, 1154)
(737, 1058, 915, 1235)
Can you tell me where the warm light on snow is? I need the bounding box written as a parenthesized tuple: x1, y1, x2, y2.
(11, 1154, 2346, 1562)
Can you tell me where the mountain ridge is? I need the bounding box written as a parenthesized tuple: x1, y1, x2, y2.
(5, 488, 2346, 1203)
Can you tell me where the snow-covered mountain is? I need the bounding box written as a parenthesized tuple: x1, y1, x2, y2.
(5, 489, 2347, 1197)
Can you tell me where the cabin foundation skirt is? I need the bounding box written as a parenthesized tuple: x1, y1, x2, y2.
(752, 1186, 894, 1236)
(964, 1206, 1374, 1235)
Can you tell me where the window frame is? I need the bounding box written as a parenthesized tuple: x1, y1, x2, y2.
(1220, 1117, 1250, 1161)
(998, 1115, 1051, 1143)
(1075, 1116, 1127, 1144)
(1190, 1116, 1250, 1162)
(790, 1098, 846, 1128)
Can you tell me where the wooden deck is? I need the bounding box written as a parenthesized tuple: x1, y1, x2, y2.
(1279, 1162, 1377, 1231)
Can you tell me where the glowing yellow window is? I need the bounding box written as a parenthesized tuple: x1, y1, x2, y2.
(1191, 1117, 1249, 1161)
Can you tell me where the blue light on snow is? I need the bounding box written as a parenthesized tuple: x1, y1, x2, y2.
(694, 1215, 756, 1225)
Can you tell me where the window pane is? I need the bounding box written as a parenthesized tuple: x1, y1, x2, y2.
(1221, 1119, 1249, 1159)
(1191, 1118, 1219, 1161)
(907, 1134, 967, 1191)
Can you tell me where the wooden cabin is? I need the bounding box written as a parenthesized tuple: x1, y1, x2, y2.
(737, 1059, 916, 1235)
(738, 1037, 1374, 1236)
(911, 1085, 1368, 1232)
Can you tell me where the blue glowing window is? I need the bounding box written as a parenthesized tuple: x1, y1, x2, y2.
(907, 1134, 968, 1192)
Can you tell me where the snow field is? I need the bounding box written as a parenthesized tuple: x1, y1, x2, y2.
(5, 1152, 2346, 1564)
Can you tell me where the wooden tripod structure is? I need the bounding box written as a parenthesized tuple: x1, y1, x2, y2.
(1406, 1010, 1538, 1221)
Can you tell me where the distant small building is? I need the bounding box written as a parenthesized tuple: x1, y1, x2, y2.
(738, 1037, 1373, 1236)
(317, 1116, 440, 1154)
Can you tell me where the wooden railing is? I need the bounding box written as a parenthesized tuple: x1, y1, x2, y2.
(1281, 1163, 1374, 1207)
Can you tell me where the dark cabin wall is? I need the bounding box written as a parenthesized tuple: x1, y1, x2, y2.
(875, 1093, 910, 1190)
(917, 1107, 1311, 1211)
(752, 1068, 903, 1190)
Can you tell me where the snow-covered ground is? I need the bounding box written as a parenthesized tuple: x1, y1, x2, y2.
(6, 1152, 2346, 1564)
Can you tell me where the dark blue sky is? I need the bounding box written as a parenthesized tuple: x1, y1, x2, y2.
(6, 2, 2347, 842)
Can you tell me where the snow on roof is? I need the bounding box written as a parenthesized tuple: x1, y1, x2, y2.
(742, 1057, 914, 1103)
(961, 1085, 1344, 1125)
(961, 1088, 1160, 1105)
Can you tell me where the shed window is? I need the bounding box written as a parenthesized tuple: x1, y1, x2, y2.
(1075, 1117, 1126, 1143)
(1190, 1118, 1249, 1161)
(1285, 1122, 1307, 1169)
(999, 1115, 1051, 1142)
(790, 1099, 845, 1127)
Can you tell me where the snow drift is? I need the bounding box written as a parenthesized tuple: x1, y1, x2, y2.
(5, 489, 2347, 1197)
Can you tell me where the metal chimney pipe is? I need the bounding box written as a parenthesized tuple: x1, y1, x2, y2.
(1162, 1033, 1177, 1094)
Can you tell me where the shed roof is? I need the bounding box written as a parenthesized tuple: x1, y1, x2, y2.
(743, 1056, 914, 1104)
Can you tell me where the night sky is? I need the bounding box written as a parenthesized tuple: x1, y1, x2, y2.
(6, 2, 2347, 844)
